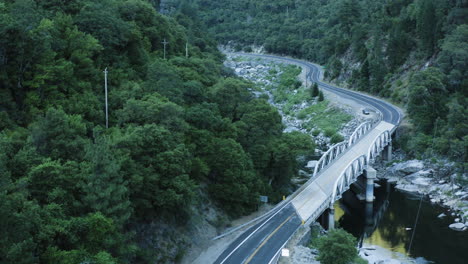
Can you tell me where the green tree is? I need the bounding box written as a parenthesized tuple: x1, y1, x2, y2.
(82, 135, 131, 227)
(311, 83, 319, 97)
(437, 24, 468, 92)
(407, 68, 447, 134)
(207, 138, 261, 216)
(30, 108, 88, 161)
(317, 229, 358, 264)
(318, 90, 324, 101)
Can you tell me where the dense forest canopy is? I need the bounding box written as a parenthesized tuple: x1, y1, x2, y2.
(194, 0, 467, 167)
(0, 0, 313, 263)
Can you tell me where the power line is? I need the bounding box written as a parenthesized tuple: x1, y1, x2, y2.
(408, 194, 423, 255)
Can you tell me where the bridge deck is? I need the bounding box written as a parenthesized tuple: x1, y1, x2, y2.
(292, 121, 394, 221)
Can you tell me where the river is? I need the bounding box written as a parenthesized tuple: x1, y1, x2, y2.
(335, 179, 468, 264)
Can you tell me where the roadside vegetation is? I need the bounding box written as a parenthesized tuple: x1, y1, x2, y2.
(194, 0, 467, 181)
(265, 63, 351, 144)
(0, 1, 313, 263)
(309, 228, 367, 264)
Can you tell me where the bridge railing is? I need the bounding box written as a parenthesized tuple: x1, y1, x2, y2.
(313, 141, 348, 177)
(347, 121, 373, 147)
(366, 130, 391, 163)
(312, 118, 379, 178)
(330, 154, 368, 206)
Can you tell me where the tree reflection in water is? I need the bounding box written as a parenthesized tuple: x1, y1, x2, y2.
(335, 180, 468, 264)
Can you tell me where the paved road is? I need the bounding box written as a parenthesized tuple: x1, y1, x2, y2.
(234, 53, 402, 126)
(214, 53, 403, 264)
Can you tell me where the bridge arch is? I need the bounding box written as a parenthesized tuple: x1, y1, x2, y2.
(313, 141, 348, 177)
(330, 154, 368, 207)
(367, 130, 391, 163)
(347, 121, 373, 147)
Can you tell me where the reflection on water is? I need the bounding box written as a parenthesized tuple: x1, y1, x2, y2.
(335, 180, 468, 264)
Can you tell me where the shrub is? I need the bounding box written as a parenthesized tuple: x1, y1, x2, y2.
(317, 229, 357, 264)
(324, 128, 336, 137)
(330, 133, 344, 144)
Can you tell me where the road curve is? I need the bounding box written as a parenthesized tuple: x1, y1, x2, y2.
(214, 53, 403, 264)
(232, 53, 402, 126)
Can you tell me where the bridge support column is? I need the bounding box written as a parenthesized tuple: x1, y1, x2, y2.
(364, 166, 377, 202)
(364, 202, 374, 238)
(383, 143, 392, 161)
(365, 202, 373, 226)
(328, 207, 335, 230)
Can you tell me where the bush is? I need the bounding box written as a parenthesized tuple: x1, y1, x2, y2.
(296, 111, 307, 120)
(318, 90, 324, 101)
(312, 130, 321, 136)
(317, 229, 358, 264)
(324, 128, 336, 137)
(330, 133, 344, 144)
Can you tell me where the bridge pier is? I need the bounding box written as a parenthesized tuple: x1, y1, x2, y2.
(364, 166, 377, 202)
(328, 207, 335, 230)
(365, 202, 373, 226)
(383, 143, 392, 161)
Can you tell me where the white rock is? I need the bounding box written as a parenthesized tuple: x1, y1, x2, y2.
(437, 213, 446, 218)
(395, 184, 419, 193)
(438, 180, 446, 184)
(455, 218, 460, 222)
(306, 160, 318, 168)
(392, 160, 424, 175)
(377, 260, 401, 264)
(449, 223, 466, 231)
(362, 246, 376, 250)
(411, 177, 431, 187)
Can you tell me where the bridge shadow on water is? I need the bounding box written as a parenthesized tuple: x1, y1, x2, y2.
(329, 179, 468, 264)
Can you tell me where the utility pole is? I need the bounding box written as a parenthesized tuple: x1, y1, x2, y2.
(185, 42, 189, 58)
(104, 67, 108, 129)
(162, 38, 169, 60)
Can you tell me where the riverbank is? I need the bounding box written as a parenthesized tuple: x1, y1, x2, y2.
(376, 157, 468, 231)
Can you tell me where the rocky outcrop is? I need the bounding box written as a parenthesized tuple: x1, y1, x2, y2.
(449, 223, 467, 231)
(390, 160, 424, 176)
(224, 54, 360, 154)
(381, 158, 468, 231)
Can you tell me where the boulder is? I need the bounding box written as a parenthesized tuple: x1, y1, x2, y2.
(395, 184, 420, 193)
(306, 160, 318, 168)
(411, 177, 432, 187)
(449, 223, 466, 231)
(437, 213, 446, 218)
(392, 160, 424, 175)
(377, 260, 401, 264)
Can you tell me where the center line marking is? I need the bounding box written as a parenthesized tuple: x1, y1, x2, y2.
(244, 213, 295, 264)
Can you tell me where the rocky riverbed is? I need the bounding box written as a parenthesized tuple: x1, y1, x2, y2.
(375, 157, 468, 231)
(224, 54, 363, 153)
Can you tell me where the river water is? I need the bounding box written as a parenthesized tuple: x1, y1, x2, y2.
(335, 179, 468, 264)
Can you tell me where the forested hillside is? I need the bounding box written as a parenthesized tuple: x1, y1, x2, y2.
(195, 0, 467, 167)
(0, 0, 313, 263)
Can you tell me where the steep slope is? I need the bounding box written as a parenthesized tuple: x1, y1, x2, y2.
(194, 0, 467, 170)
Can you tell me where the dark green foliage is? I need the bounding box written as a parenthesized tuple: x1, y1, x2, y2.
(318, 90, 324, 101)
(316, 229, 358, 264)
(407, 68, 447, 134)
(311, 83, 319, 97)
(195, 0, 468, 163)
(0, 1, 315, 262)
(330, 133, 345, 144)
